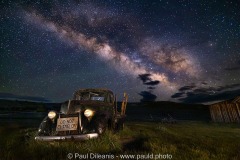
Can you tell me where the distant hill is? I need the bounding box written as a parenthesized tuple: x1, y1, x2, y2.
(0, 99, 210, 121)
(0, 92, 50, 102)
(125, 101, 210, 121)
(0, 99, 60, 112)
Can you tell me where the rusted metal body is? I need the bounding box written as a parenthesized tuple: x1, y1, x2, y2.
(35, 88, 128, 141)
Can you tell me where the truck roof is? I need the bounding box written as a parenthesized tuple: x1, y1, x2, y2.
(73, 88, 114, 96)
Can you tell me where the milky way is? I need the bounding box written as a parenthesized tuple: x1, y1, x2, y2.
(23, 5, 200, 86)
(23, 8, 177, 89)
(1, 1, 240, 103)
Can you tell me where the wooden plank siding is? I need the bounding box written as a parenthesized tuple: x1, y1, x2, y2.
(227, 104, 234, 122)
(234, 103, 240, 122)
(210, 100, 240, 123)
(232, 105, 239, 122)
(236, 103, 240, 118)
(221, 104, 229, 122)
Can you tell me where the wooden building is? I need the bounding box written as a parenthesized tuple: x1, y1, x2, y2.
(209, 97, 240, 123)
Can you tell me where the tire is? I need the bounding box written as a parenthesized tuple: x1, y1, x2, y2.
(115, 121, 124, 131)
(95, 119, 107, 134)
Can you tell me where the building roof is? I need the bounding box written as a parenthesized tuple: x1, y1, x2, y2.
(211, 96, 240, 105)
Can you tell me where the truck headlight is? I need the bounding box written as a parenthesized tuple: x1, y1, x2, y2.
(48, 111, 56, 119)
(84, 109, 94, 117)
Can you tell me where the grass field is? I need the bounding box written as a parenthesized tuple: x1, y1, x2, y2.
(0, 122, 239, 160)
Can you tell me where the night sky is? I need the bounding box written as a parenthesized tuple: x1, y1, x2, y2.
(1, 0, 240, 104)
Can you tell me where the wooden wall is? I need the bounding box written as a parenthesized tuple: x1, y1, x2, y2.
(210, 102, 240, 123)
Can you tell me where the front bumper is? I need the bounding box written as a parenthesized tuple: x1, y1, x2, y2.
(35, 133, 99, 141)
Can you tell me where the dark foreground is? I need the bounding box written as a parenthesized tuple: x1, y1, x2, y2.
(0, 121, 239, 160)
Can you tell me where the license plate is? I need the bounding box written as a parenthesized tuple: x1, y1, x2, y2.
(56, 117, 78, 131)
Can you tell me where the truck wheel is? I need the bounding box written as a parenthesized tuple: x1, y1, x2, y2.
(96, 121, 107, 134)
(108, 119, 112, 130)
(119, 122, 124, 130)
(115, 122, 124, 131)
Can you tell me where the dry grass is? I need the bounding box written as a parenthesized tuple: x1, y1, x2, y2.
(0, 122, 239, 160)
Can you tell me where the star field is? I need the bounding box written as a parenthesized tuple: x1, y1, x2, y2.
(0, 0, 240, 103)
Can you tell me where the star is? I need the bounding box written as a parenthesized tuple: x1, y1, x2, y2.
(0, 0, 239, 103)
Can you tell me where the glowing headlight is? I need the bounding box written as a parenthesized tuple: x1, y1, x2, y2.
(84, 109, 94, 117)
(48, 111, 56, 119)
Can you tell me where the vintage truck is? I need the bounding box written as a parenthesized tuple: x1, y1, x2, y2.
(35, 88, 128, 141)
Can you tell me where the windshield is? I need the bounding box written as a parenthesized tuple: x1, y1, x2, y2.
(75, 92, 106, 101)
(60, 90, 114, 113)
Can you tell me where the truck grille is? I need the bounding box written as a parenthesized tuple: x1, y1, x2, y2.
(55, 113, 90, 136)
